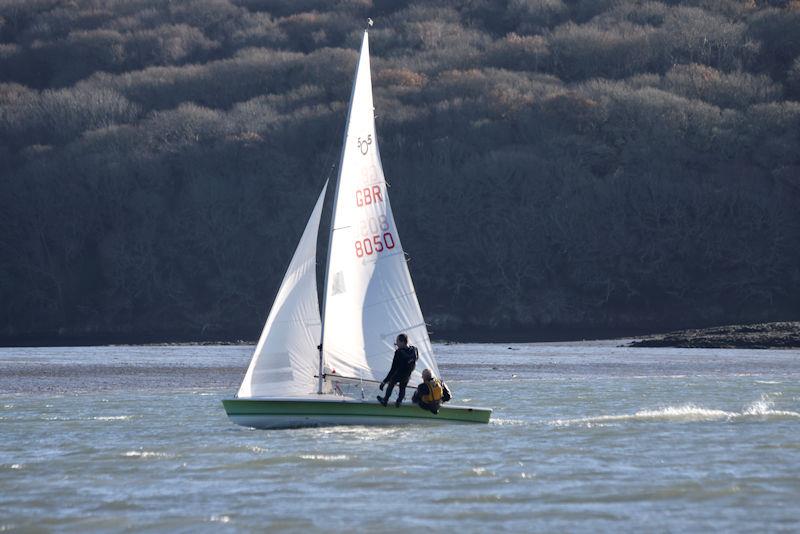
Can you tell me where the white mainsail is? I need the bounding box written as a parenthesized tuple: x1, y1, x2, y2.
(320, 31, 439, 385)
(238, 182, 328, 398)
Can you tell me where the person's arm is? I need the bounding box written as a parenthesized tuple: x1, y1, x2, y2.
(413, 383, 428, 403)
(382, 350, 401, 385)
(441, 382, 452, 403)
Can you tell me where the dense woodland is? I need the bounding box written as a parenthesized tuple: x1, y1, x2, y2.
(1, 0, 799, 344)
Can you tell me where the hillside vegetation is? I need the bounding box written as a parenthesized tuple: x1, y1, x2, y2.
(1, 0, 799, 343)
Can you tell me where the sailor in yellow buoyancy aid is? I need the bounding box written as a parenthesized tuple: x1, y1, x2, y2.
(412, 369, 451, 414)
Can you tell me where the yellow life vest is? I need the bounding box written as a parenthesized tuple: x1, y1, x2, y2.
(422, 378, 443, 403)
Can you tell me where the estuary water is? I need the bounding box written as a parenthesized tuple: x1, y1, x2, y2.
(1, 342, 799, 532)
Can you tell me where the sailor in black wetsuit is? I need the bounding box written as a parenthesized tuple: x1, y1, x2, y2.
(377, 333, 418, 407)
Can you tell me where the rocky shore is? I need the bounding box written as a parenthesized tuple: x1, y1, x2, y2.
(629, 322, 800, 349)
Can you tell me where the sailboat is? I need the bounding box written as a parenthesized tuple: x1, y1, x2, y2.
(222, 29, 492, 428)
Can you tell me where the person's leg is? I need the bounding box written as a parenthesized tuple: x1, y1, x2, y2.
(378, 381, 396, 406)
(396, 378, 409, 406)
(417, 401, 438, 414)
(384, 381, 396, 399)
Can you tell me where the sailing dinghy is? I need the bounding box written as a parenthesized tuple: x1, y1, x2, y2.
(223, 30, 492, 429)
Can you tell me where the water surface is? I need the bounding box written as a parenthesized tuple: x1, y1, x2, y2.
(2, 342, 799, 531)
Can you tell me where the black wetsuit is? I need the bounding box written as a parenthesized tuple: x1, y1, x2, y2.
(379, 346, 418, 404)
(412, 380, 452, 414)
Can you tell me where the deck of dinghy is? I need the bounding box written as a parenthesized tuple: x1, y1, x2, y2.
(223, 398, 491, 428)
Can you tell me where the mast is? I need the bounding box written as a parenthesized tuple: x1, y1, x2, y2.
(318, 29, 370, 394)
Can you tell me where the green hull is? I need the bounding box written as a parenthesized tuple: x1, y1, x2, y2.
(222, 398, 491, 428)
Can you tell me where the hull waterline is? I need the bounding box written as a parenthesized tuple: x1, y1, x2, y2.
(222, 398, 492, 429)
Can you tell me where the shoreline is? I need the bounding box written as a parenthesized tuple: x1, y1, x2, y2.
(1, 321, 797, 349)
(628, 322, 800, 349)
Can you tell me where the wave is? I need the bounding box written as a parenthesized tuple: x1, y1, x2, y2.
(123, 450, 170, 458)
(551, 396, 800, 427)
(298, 454, 349, 462)
(741, 397, 800, 417)
(490, 417, 527, 426)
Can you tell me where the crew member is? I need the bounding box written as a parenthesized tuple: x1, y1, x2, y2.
(377, 333, 418, 407)
(412, 368, 451, 414)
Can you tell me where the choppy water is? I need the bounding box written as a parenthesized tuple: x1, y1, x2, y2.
(2, 342, 799, 532)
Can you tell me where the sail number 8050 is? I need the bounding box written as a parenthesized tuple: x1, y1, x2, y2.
(355, 233, 395, 257)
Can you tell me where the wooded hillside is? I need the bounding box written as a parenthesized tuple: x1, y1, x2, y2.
(1, 0, 799, 344)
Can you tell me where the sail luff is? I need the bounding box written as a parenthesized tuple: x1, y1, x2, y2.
(318, 30, 371, 394)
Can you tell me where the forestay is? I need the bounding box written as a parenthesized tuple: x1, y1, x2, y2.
(238, 182, 328, 398)
(321, 31, 439, 384)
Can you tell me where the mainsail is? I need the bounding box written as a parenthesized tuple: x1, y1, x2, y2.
(237, 182, 328, 398)
(320, 31, 439, 385)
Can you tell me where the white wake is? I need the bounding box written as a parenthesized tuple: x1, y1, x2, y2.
(552, 395, 800, 427)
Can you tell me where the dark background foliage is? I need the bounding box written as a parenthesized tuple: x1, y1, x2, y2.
(1, 0, 799, 344)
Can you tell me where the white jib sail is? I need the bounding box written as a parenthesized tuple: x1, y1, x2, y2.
(321, 31, 439, 385)
(238, 181, 328, 398)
